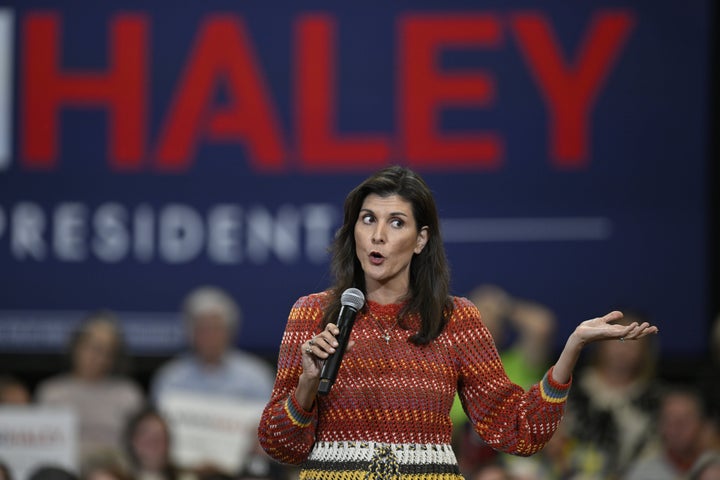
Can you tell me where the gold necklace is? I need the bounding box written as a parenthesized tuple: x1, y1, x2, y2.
(367, 309, 399, 344)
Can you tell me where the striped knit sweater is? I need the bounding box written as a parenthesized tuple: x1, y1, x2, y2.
(258, 293, 571, 479)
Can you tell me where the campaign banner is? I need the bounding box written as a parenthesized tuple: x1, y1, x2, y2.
(0, 407, 78, 479)
(158, 392, 266, 474)
(0, 1, 711, 355)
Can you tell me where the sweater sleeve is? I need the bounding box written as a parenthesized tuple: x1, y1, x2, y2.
(257, 294, 324, 465)
(451, 297, 571, 456)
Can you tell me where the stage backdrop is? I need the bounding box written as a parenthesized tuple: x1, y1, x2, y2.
(0, 0, 711, 357)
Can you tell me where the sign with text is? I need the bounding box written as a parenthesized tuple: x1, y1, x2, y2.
(0, 1, 711, 355)
(158, 392, 265, 474)
(0, 407, 77, 479)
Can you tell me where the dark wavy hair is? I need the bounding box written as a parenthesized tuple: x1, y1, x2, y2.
(321, 166, 453, 345)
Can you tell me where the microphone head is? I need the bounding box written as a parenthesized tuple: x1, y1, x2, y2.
(340, 288, 365, 311)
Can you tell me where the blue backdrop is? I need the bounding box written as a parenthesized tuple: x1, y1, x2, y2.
(0, 0, 711, 356)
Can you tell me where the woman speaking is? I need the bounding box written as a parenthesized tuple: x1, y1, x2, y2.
(257, 166, 657, 479)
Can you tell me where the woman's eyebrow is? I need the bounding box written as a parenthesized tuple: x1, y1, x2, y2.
(359, 208, 408, 217)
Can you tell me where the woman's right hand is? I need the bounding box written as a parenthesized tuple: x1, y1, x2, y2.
(295, 323, 354, 409)
(301, 323, 341, 378)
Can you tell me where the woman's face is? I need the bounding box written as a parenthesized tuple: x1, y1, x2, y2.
(131, 414, 170, 471)
(73, 322, 118, 380)
(354, 194, 427, 297)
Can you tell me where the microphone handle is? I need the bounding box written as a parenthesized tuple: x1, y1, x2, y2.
(317, 305, 358, 395)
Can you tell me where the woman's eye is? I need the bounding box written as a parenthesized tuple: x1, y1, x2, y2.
(391, 219, 404, 228)
(361, 214, 374, 224)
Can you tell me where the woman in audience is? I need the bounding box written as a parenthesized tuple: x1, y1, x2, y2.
(36, 312, 144, 465)
(564, 310, 661, 478)
(124, 407, 195, 480)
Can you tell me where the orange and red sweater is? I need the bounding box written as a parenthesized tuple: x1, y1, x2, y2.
(258, 293, 570, 479)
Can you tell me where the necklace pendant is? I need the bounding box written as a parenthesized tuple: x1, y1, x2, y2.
(383, 333, 391, 344)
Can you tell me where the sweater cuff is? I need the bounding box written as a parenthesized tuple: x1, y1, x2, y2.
(285, 391, 316, 428)
(539, 366, 571, 404)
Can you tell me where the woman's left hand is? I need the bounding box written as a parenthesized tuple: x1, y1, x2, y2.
(552, 310, 659, 384)
(572, 310, 658, 346)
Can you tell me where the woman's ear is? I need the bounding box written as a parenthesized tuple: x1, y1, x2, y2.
(415, 227, 429, 254)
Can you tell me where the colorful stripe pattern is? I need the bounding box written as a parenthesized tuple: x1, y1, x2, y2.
(258, 293, 571, 478)
(300, 442, 460, 480)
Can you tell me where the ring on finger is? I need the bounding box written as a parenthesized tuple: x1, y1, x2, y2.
(619, 337, 625, 342)
(309, 338, 315, 346)
(305, 346, 314, 354)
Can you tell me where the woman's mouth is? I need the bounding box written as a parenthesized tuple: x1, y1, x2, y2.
(369, 251, 385, 265)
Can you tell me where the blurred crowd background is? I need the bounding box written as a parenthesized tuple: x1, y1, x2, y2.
(1, 0, 719, 479)
(1, 285, 720, 480)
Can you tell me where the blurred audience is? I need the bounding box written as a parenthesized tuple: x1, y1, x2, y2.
(123, 406, 195, 480)
(564, 310, 661, 478)
(150, 286, 276, 477)
(0, 375, 30, 404)
(625, 386, 713, 480)
(35, 312, 144, 465)
(9, 294, 718, 480)
(452, 285, 557, 475)
(503, 420, 606, 480)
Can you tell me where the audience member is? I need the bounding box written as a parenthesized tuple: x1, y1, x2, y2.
(35, 312, 144, 464)
(124, 406, 195, 480)
(0, 375, 30, 404)
(564, 310, 661, 478)
(150, 287, 276, 476)
(625, 386, 711, 480)
(688, 452, 720, 480)
(452, 285, 556, 474)
(151, 286, 275, 402)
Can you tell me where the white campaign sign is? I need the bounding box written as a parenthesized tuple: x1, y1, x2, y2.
(158, 392, 265, 474)
(0, 407, 77, 479)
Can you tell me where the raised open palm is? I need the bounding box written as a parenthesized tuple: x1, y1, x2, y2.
(574, 311, 658, 345)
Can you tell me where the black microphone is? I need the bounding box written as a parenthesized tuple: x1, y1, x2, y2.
(317, 288, 365, 395)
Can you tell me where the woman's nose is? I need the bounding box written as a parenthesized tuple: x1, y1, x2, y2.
(372, 224, 386, 243)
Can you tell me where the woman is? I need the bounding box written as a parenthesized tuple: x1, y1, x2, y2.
(124, 407, 194, 480)
(36, 312, 144, 464)
(257, 166, 657, 479)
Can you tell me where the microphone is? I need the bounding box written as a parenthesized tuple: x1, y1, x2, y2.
(317, 288, 365, 395)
